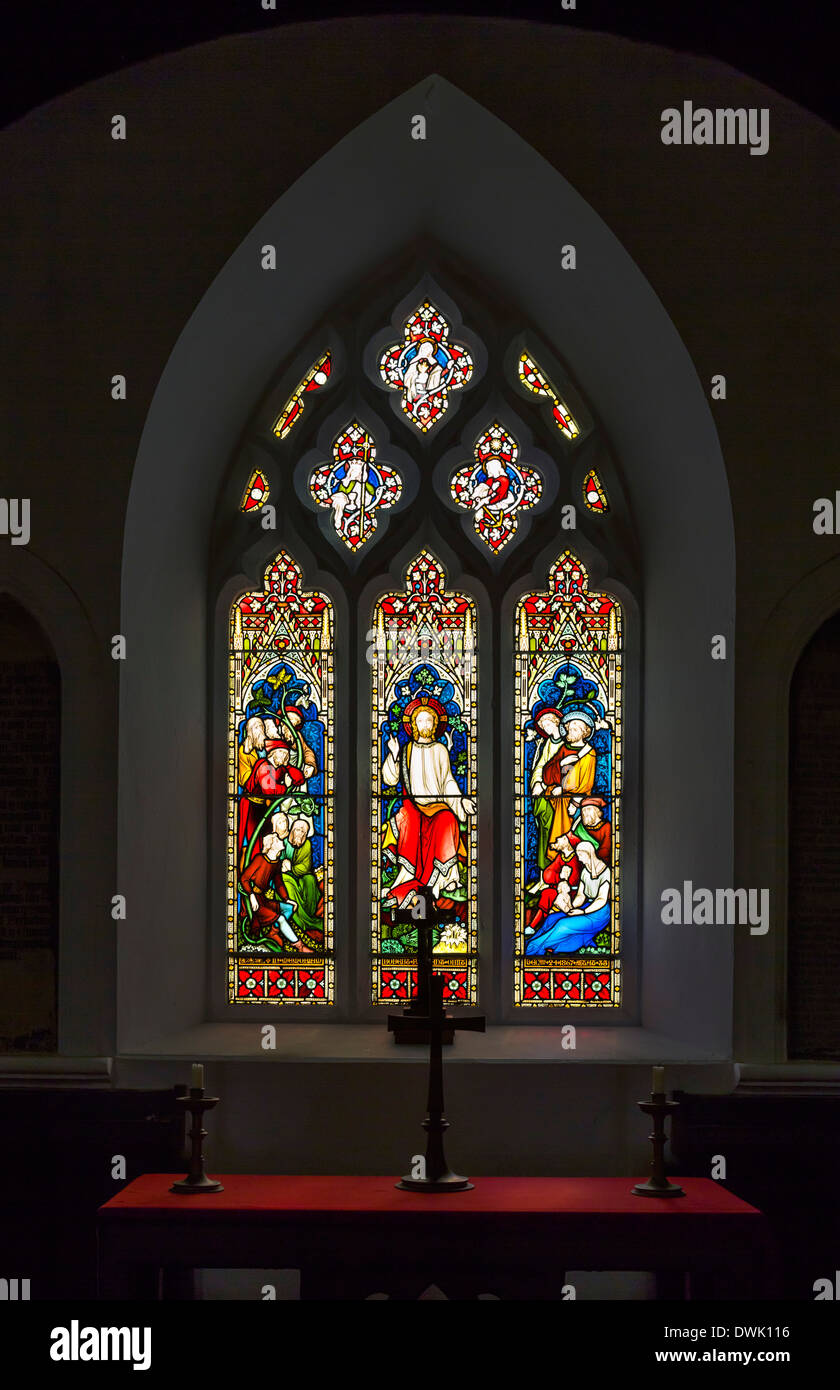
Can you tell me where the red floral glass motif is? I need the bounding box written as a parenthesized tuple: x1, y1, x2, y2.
(582, 470, 609, 514)
(241, 468, 269, 513)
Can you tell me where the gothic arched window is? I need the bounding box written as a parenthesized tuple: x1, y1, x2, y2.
(220, 257, 638, 1017)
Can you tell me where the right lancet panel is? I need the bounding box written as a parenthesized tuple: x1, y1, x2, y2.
(514, 551, 622, 1007)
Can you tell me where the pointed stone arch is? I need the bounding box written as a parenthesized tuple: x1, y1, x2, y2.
(120, 76, 733, 1053)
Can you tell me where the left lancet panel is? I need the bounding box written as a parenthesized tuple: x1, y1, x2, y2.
(272, 351, 332, 440)
(228, 551, 334, 1004)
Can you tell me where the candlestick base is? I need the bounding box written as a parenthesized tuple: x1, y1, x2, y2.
(631, 1177, 685, 1198)
(170, 1175, 225, 1194)
(396, 1171, 473, 1192)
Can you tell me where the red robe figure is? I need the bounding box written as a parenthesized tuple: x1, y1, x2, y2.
(239, 836, 313, 954)
(381, 698, 475, 909)
(238, 740, 305, 868)
(568, 798, 612, 863)
(472, 456, 516, 513)
(526, 797, 611, 933)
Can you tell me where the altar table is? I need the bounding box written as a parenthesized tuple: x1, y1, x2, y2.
(97, 1174, 777, 1300)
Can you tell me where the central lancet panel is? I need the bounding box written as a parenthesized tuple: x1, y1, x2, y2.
(370, 550, 478, 1004)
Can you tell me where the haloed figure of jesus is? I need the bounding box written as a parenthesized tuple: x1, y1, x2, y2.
(382, 698, 474, 908)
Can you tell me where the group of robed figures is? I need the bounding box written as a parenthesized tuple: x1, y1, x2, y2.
(236, 699, 325, 955)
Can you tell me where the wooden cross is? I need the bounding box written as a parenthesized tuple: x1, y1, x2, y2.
(390, 885, 460, 1043)
(389, 881, 473, 1029)
(388, 903, 485, 1190)
(401, 885, 436, 1018)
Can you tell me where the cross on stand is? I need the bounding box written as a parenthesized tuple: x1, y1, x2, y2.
(388, 888, 485, 1191)
(390, 885, 457, 1044)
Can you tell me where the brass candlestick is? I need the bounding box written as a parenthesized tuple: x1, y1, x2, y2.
(170, 1089, 224, 1194)
(632, 1092, 685, 1198)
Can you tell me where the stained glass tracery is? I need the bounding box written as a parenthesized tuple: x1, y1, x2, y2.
(517, 351, 581, 441)
(240, 468, 270, 513)
(370, 551, 478, 1004)
(228, 551, 334, 1004)
(514, 552, 622, 1007)
(228, 281, 633, 1016)
(378, 302, 473, 433)
(308, 421, 402, 549)
(272, 351, 331, 440)
(450, 421, 542, 553)
(582, 469, 609, 514)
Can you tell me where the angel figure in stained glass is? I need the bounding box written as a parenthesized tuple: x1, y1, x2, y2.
(309, 422, 402, 549)
(329, 456, 381, 530)
(403, 338, 447, 403)
(469, 454, 520, 514)
(450, 423, 541, 553)
(377, 302, 474, 432)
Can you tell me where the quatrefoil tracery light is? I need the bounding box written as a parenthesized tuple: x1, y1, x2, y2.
(378, 301, 473, 434)
(450, 422, 542, 553)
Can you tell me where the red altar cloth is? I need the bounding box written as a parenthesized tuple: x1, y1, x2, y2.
(98, 1175, 775, 1299)
(102, 1172, 761, 1217)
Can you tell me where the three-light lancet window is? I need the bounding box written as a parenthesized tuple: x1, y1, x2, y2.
(226, 276, 627, 1012)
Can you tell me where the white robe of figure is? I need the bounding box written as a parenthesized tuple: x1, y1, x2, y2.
(404, 355, 444, 402)
(382, 739, 467, 902)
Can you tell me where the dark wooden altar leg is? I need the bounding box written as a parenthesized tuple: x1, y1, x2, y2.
(97, 1258, 161, 1300)
(688, 1255, 777, 1301)
(160, 1267, 197, 1299)
(97, 1230, 160, 1300)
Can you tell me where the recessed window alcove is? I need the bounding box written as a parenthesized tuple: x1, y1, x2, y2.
(118, 77, 734, 1068)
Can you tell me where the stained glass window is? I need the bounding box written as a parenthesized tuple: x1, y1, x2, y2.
(371, 551, 478, 1005)
(308, 421, 402, 550)
(517, 351, 580, 441)
(273, 351, 331, 439)
(228, 551, 334, 1005)
(582, 469, 608, 514)
(514, 551, 622, 1007)
(227, 272, 635, 1018)
(450, 421, 542, 553)
(240, 468, 270, 513)
(378, 301, 473, 433)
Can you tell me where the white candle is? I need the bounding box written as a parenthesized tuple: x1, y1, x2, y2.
(652, 1065, 665, 1095)
(191, 1063, 204, 1090)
